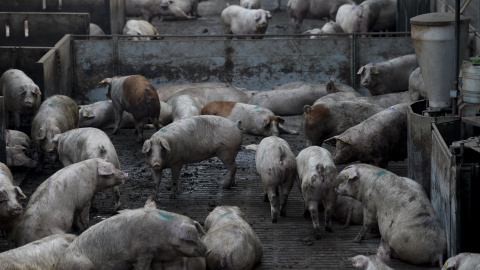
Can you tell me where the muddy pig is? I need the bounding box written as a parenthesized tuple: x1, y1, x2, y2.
(169, 85, 257, 106)
(201, 101, 298, 136)
(221, 5, 272, 37)
(303, 101, 384, 147)
(143, 115, 242, 200)
(313, 91, 363, 104)
(56, 204, 208, 269)
(168, 94, 203, 122)
(303, 21, 344, 38)
(203, 206, 263, 270)
(296, 146, 338, 239)
(240, 0, 261, 9)
(0, 162, 26, 247)
(0, 234, 76, 269)
(123, 19, 160, 40)
(14, 158, 129, 247)
(357, 54, 418, 95)
(31, 95, 79, 171)
(0, 69, 42, 129)
(442, 253, 480, 270)
(6, 129, 31, 149)
(53, 128, 123, 211)
(287, 0, 354, 32)
(336, 0, 396, 34)
(325, 103, 409, 168)
(79, 100, 136, 129)
(248, 78, 356, 115)
(6, 145, 36, 169)
(313, 91, 416, 108)
(255, 136, 296, 223)
(101, 75, 160, 142)
(157, 82, 254, 102)
(332, 196, 364, 228)
(409, 67, 426, 100)
(335, 164, 447, 266)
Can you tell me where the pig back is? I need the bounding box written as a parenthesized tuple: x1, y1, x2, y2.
(121, 75, 160, 121)
(255, 136, 296, 177)
(0, 162, 14, 182)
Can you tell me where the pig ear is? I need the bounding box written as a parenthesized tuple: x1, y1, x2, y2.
(357, 66, 365, 75)
(15, 186, 27, 200)
(266, 11, 272, 19)
(263, 119, 271, 127)
(350, 255, 369, 268)
(99, 78, 112, 85)
(144, 198, 157, 209)
(177, 222, 199, 242)
(276, 116, 285, 124)
(323, 136, 338, 146)
(31, 88, 41, 95)
(97, 160, 114, 175)
(342, 166, 358, 181)
(5, 130, 11, 144)
(443, 258, 457, 269)
(194, 220, 206, 236)
(52, 134, 62, 143)
(254, 12, 261, 21)
(243, 144, 258, 151)
(160, 138, 171, 152)
(326, 79, 336, 93)
(142, 140, 152, 153)
(82, 109, 95, 118)
(236, 120, 245, 131)
(53, 127, 61, 136)
(37, 128, 46, 140)
(338, 136, 350, 144)
(0, 187, 8, 202)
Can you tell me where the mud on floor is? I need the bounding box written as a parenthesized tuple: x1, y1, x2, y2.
(4, 115, 438, 270)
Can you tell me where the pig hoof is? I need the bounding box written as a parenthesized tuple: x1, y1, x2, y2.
(325, 226, 333, 232)
(352, 237, 363, 243)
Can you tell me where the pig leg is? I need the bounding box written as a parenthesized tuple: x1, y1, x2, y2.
(112, 186, 121, 212)
(133, 119, 144, 143)
(279, 178, 294, 217)
(79, 202, 91, 230)
(323, 188, 337, 232)
(170, 165, 183, 199)
(353, 208, 376, 243)
(306, 199, 322, 239)
(113, 109, 124, 135)
(217, 150, 237, 189)
(279, 124, 299, 135)
(265, 185, 279, 223)
(150, 169, 163, 201)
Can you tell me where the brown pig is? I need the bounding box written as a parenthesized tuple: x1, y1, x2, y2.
(101, 75, 160, 142)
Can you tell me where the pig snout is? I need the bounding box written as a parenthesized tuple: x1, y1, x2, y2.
(152, 162, 162, 170)
(11, 205, 23, 216)
(23, 99, 34, 108)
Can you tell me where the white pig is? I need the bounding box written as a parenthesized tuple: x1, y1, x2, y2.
(409, 67, 426, 100)
(0, 234, 76, 269)
(6, 145, 37, 169)
(296, 146, 338, 239)
(442, 253, 480, 270)
(5, 129, 31, 151)
(357, 54, 419, 96)
(0, 69, 42, 129)
(79, 100, 136, 129)
(169, 85, 257, 107)
(314, 91, 417, 108)
(221, 5, 272, 37)
(335, 0, 396, 34)
(14, 158, 129, 247)
(156, 82, 255, 102)
(255, 136, 296, 223)
(89, 23, 106, 35)
(142, 115, 243, 200)
(303, 21, 344, 38)
(240, 0, 261, 9)
(350, 254, 394, 270)
(332, 196, 364, 228)
(123, 19, 160, 40)
(168, 94, 203, 122)
(201, 101, 299, 136)
(52, 128, 123, 211)
(203, 206, 263, 270)
(56, 205, 208, 269)
(125, 0, 194, 22)
(335, 164, 447, 266)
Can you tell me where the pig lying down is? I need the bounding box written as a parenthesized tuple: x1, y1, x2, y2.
(143, 115, 243, 200)
(442, 253, 480, 270)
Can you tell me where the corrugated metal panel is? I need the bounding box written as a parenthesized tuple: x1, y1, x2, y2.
(397, 0, 432, 32)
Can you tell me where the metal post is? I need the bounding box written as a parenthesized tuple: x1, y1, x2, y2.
(0, 97, 6, 164)
(453, 0, 460, 115)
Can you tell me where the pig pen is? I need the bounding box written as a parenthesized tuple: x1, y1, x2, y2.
(1, 6, 439, 270)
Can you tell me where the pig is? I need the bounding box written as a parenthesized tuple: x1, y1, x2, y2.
(89, 23, 105, 35)
(332, 195, 364, 228)
(156, 82, 254, 102)
(79, 100, 136, 129)
(313, 91, 363, 104)
(100, 75, 161, 142)
(324, 103, 409, 168)
(56, 204, 208, 270)
(168, 0, 206, 17)
(442, 253, 480, 270)
(123, 19, 160, 40)
(125, 0, 194, 22)
(350, 254, 394, 270)
(159, 101, 173, 126)
(203, 206, 263, 270)
(14, 158, 129, 247)
(303, 20, 344, 38)
(31, 95, 79, 171)
(302, 101, 384, 147)
(295, 146, 338, 239)
(6, 129, 31, 150)
(409, 67, 426, 100)
(248, 78, 356, 115)
(168, 94, 203, 121)
(287, 0, 355, 33)
(0, 234, 76, 269)
(168, 85, 257, 107)
(0, 162, 26, 247)
(201, 101, 299, 136)
(52, 128, 124, 211)
(143, 115, 243, 200)
(335, 0, 396, 34)
(6, 145, 37, 169)
(221, 5, 272, 37)
(335, 164, 447, 266)
(255, 136, 296, 223)
(240, 0, 261, 9)
(357, 54, 419, 96)
(0, 69, 42, 129)
(314, 91, 416, 108)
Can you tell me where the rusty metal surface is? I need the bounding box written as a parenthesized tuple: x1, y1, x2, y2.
(0, 46, 51, 84)
(0, 12, 89, 47)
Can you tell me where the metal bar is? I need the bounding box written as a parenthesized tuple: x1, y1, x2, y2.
(460, 0, 473, 14)
(351, 33, 357, 89)
(453, 0, 460, 116)
(0, 97, 6, 164)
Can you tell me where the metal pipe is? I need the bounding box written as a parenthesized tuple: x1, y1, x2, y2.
(460, 0, 473, 14)
(453, 0, 460, 115)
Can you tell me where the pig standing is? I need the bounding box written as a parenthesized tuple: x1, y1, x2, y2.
(287, 0, 354, 32)
(240, 0, 261, 9)
(409, 67, 426, 100)
(0, 69, 42, 129)
(303, 101, 384, 147)
(201, 101, 299, 136)
(14, 158, 129, 247)
(6, 145, 37, 169)
(56, 205, 208, 270)
(303, 20, 344, 38)
(296, 146, 338, 239)
(143, 115, 242, 200)
(335, 0, 396, 34)
(357, 54, 419, 95)
(203, 206, 263, 270)
(31, 95, 79, 171)
(53, 128, 124, 211)
(335, 164, 447, 266)
(101, 75, 160, 142)
(255, 136, 296, 223)
(168, 94, 203, 121)
(0, 234, 76, 269)
(442, 253, 480, 270)
(0, 162, 26, 247)
(123, 19, 160, 40)
(248, 79, 356, 115)
(221, 5, 272, 37)
(324, 103, 409, 168)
